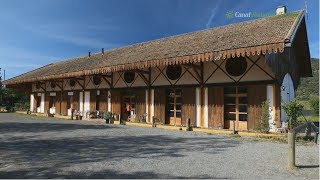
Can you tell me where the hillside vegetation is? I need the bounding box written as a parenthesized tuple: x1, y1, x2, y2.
(296, 58, 319, 100)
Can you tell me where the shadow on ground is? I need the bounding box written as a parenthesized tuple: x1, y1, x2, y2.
(0, 119, 237, 178)
(0, 121, 114, 133)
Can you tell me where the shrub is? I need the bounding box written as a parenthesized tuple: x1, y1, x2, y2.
(256, 100, 270, 133)
(308, 96, 319, 116)
(120, 119, 126, 125)
(282, 99, 304, 130)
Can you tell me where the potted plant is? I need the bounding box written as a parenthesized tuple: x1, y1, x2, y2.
(103, 111, 114, 124)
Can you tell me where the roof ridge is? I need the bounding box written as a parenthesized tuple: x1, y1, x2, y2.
(284, 10, 305, 42)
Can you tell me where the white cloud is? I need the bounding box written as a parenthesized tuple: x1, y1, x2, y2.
(21, 22, 121, 49)
(206, 1, 221, 28)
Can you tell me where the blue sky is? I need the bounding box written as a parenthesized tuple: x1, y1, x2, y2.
(0, 0, 319, 79)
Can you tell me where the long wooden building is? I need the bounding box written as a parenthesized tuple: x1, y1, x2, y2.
(4, 9, 312, 131)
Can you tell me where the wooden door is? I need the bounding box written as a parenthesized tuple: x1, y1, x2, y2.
(224, 86, 248, 131)
(121, 96, 136, 121)
(166, 89, 182, 126)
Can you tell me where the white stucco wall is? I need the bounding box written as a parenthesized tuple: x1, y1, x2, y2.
(266, 85, 275, 131)
(30, 94, 34, 112)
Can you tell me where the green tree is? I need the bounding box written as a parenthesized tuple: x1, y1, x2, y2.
(309, 96, 319, 116)
(0, 88, 29, 112)
(256, 100, 270, 133)
(282, 99, 304, 130)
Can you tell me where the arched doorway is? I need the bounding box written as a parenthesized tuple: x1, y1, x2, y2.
(281, 73, 295, 122)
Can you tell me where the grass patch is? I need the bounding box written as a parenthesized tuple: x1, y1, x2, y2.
(298, 115, 319, 123)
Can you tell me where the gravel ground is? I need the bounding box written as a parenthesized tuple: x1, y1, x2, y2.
(0, 113, 319, 179)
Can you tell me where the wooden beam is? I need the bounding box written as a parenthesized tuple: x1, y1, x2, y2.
(183, 63, 201, 70)
(138, 73, 149, 86)
(246, 56, 276, 80)
(204, 58, 229, 83)
(111, 72, 114, 89)
(200, 62, 204, 85)
(39, 84, 46, 92)
(73, 77, 85, 80)
(102, 76, 112, 88)
(53, 80, 63, 91)
(101, 73, 112, 78)
(237, 56, 262, 82)
(184, 67, 201, 84)
(148, 67, 151, 87)
(132, 69, 150, 75)
(75, 79, 84, 90)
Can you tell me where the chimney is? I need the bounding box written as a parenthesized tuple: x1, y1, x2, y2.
(102, 48, 104, 54)
(276, 6, 286, 15)
(88, 51, 91, 57)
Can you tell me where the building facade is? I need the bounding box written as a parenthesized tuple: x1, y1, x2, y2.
(4, 10, 312, 132)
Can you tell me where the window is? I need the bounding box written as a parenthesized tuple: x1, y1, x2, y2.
(224, 86, 248, 122)
(93, 76, 102, 85)
(166, 89, 182, 125)
(50, 82, 56, 89)
(36, 83, 41, 90)
(69, 79, 76, 87)
(124, 71, 135, 83)
(225, 57, 247, 77)
(166, 65, 182, 80)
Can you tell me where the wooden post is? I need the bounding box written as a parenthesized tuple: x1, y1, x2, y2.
(233, 119, 238, 134)
(71, 109, 74, 120)
(152, 116, 156, 127)
(186, 118, 191, 131)
(288, 131, 295, 169)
